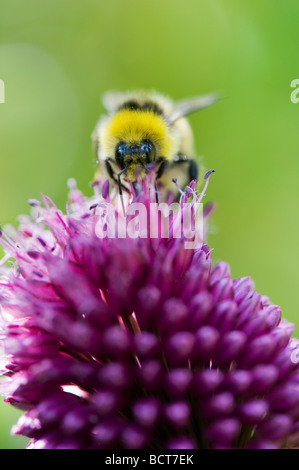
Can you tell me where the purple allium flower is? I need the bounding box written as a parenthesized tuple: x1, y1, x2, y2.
(1, 173, 299, 449)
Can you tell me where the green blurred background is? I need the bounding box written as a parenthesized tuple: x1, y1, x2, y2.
(0, 0, 299, 448)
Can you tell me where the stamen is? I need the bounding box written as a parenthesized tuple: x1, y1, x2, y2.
(40, 194, 57, 209)
(204, 169, 215, 180)
(0, 229, 17, 251)
(39, 194, 50, 210)
(55, 211, 70, 234)
(37, 237, 47, 248)
(28, 199, 41, 207)
(89, 203, 99, 210)
(129, 312, 141, 334)
(90, 180, 101, 199)
(172, 178, 184, 196)
(90, 179, 100, 187)
(198, 169, 215, 204)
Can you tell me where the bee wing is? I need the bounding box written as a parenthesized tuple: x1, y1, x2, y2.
(91, 115, 105, 156)
(168, 92, 220, 124)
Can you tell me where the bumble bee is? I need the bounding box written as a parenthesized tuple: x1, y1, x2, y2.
(92, 90, 217, 201)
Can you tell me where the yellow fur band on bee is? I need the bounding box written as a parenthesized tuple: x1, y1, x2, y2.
(100, 109, 178, 160)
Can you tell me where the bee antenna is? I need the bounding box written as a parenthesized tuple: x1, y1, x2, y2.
(117, 168, 127, 216)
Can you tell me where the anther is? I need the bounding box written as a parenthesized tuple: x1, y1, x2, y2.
(204, 169, 215, 180)
(28, 199, 41, 207)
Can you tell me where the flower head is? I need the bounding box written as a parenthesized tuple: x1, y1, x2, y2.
(0, 174, 299, 449)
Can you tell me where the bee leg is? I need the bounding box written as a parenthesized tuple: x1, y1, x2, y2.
(105, 158, 130, 191)
(186, 158, 198, 181)
(105, 158, 116, 181)
(154, 179, 159, 204)
(155, 157, 168, 203)
(105, 158, 125, 213)
(117, 168, 127, 216)
(156, 157, 168, 179)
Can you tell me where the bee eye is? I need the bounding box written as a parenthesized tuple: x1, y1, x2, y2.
(140, 141, 155, 162)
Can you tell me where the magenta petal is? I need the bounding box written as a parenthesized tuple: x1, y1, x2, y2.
(133, 398, 161, 427)
(205, 418, 240, 447)
(164, 401, 190, 428)
(164, 332, 195, 366)
(237, 399, 268, 425)
(256, 414, 292, 440)
(164, 368, 193, 397)
(199, 392, 235, 419)
(193, 369, 223, 396)
(192, 326, 219, 363)
(166, 436, 196, 449)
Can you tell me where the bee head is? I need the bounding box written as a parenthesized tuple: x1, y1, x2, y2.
(115, 140, 155, 173)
